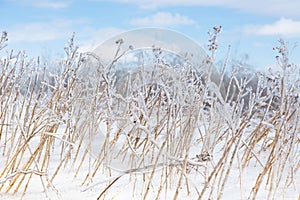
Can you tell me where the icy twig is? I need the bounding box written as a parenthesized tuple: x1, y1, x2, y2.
(0, 170, 47, 184)
(43, 132, 75, 147)
(81, 156, 205, 193)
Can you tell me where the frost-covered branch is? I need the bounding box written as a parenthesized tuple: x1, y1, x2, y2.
(0, 170, 47, 184)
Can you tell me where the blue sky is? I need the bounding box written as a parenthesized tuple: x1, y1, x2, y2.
(1, 0, 300, 69)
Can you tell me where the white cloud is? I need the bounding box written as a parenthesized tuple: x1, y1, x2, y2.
(90, 0, 235, 9)
(6, 17, 125, 53)
(8, 19, 82, 43)
(130, 12, 196, 27)
(243, 18, 300, 37)
(6, 0, 69, 9)
(34, 1, 69, 9)
(91, 0, 300, 17)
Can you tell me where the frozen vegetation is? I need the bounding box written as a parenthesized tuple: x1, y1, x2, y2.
(0, 28, 299, 199)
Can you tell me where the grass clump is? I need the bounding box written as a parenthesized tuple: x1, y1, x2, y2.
(0, 29, 299, 200)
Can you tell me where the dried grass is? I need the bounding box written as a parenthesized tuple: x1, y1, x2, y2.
(0, 30, 299, 199)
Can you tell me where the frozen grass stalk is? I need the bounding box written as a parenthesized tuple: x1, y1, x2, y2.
(0, 28, 299, 200)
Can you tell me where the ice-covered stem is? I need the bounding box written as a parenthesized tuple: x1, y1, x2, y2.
(0, 170, 47, 184)
(64, 32, 77, 57)
(0, 31, 8, 51)
(206, 25, 221, 84)
(273, 39, 290, 71)
(273, 39, 291, 115)
(208, 25, 221, 60)
(200, 25, 223, 156)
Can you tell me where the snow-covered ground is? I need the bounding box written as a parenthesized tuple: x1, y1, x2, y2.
(1, 129, 299, 200)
